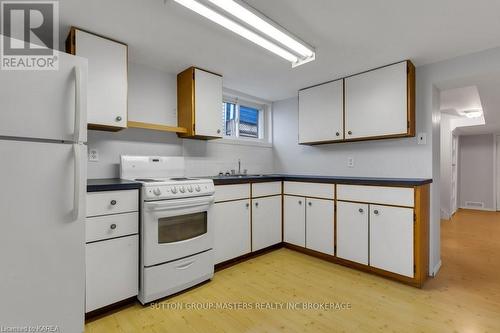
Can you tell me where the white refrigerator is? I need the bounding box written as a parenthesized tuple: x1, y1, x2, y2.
(0, 36, 88, 332)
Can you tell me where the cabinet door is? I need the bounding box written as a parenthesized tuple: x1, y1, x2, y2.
(75, 29, 127, 129)
(369, 205, 414, 277)
(213, 199, 251, 264)
(305, 198, 335, 255)
(252, 195, 282, 251)
(337, 201, 369, 264)
(284, 195, 306, 247)
(195, 68, 223, 137)
(345, 61, 408, 139)
(299, 79, 343, 143)
(86, 235, 138, 313)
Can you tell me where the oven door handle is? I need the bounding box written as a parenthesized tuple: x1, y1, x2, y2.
(144, 196, 214, 211)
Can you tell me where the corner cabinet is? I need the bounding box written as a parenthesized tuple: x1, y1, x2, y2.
(298, 60, 415, 144)
(298, 79, 343, 144)
(177, 67, 223, 139)
(66, 27, 128, 131)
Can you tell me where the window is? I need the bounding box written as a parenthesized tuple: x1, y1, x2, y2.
(222, 99, 265, 141)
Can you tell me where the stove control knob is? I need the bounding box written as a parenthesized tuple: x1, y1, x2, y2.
(171, 187, 178, 194)
(195, 185, 201, 192)
(179, 186, 186, 193)
(153, 188, 161, 196)
(187, 185, 193, 193)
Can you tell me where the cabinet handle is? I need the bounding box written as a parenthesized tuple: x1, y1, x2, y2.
(110, 200, 117, 206)
(336, 132, 340, 136)
(298, 200, 302, 205)
(373, 209, 380, 215)
(245, 203, 249, 208)
(110, 224, 117, 230)
(217, 129, 221, 134)
(348, 130, 352, 135)
(255, 202, 259, 207)
(358, 208, 364, 213)
(308, 202, 312, 206)
(115, 116, 122, 122)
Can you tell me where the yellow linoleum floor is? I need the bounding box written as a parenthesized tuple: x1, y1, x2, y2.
(85, 209, 500, 333)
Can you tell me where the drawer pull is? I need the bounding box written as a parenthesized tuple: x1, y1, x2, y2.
(358, 208, 364, 213)
(308, 202, 312, 206)
(255, 202, 259, 207)
(110, 224, 117, 230)
(245, 203, 249, 208)
(298, 200, 302, 205)
(176, 260, 195, 270)
(373, 209, 380, 215)
(110, 200, 117, 206)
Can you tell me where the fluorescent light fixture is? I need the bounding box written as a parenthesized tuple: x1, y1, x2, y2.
(174, 0, 299, 63)
(208, 0, 314, 59)
(463, 109, 483, 118)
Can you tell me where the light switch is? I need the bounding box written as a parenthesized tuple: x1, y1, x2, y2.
(347, 157, 354, 168)
(417, 133, 427, 145)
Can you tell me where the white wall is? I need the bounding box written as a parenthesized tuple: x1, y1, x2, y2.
(440, 114, 454, 219)
(87, 62, 275, 179)
(458, 134, 495, 210)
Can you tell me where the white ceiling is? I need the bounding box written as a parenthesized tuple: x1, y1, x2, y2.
(59, 0, 500, 101)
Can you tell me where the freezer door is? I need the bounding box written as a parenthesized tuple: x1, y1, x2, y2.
(0, 37, 88, 143)
(0, 140, 86, 332)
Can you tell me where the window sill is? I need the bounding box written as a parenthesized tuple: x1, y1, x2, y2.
(209, 137, 273, 148)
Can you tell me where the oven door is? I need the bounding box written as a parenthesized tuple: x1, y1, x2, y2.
(142, 196, 214, 266)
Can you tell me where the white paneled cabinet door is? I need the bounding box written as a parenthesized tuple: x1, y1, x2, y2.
(86, 235, 138, 313)
(252, 195, 282, 251)
(213, 200, 251, 264)
(298, 79, 344, 143)
(74, 29, 127, 129)
(305, 198, 335, 255)
(194, 68, 223, 137)
(369, 205, 414, 277)
(345, 61, 408, 139)
(284, 195, 306, 247)
(336, 201, 369, 264)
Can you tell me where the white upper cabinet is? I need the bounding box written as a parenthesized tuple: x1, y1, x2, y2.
(68, 28, 128, 131)
(345, 61, 410, 140)
(177, 67, 223, 139)
(298, 79, 343, 144)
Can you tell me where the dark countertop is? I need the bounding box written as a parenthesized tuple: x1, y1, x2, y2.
(208, 174, 432, 187)
(87, 178, 142, 192)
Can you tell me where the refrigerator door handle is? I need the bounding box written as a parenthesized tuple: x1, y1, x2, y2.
(73, 144, 82, 220)
(74, 65, 85, 143)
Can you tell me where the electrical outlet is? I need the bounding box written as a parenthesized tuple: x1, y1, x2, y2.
(347, 157, 354, 168)
(417, 132, 427, 145)
(88, 149, 99, 162)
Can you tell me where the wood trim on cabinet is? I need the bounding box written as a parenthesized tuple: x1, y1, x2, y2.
(127, 121, 187, 134)
(407, 61, 416, 137)
(413, 184, 430, 287)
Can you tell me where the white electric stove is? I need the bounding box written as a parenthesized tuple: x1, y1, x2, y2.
(120, 156, 215, 304)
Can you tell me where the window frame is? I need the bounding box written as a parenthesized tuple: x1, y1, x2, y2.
(219, 95, 272, 147)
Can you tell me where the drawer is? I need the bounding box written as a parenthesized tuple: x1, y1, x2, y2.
(87, 190, 138, 217)
(283, 181, 334, 199)
(142, 250, 214, 302)
(252, 182, 282, 197)
(214, 184, 250, 202)
(86, 212, 138, 243)
(86, 235, 138, 313)
(337, 185, 414, 207)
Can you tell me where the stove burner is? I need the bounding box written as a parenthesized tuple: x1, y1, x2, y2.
(135, 178, 163, 183)
(170, 177, 195, 181)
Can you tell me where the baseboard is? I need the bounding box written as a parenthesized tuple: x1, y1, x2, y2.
(431, 260, 442, 277)
(459, 206, 495, 212)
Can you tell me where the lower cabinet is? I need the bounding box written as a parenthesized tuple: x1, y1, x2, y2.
(337, 201, 369, 265)
(86, 235, 138, 313)
(283, 195, 306, 247)
(369, 205, 414, 277)
(305, 198, 335, 255)
(252, 195, 282, 251)
(213, 199, 251, 264)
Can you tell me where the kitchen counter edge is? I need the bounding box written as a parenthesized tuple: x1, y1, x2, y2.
(87, 178, 142, 192)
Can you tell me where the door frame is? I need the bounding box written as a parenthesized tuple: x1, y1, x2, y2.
(450, 132, 459, 216)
